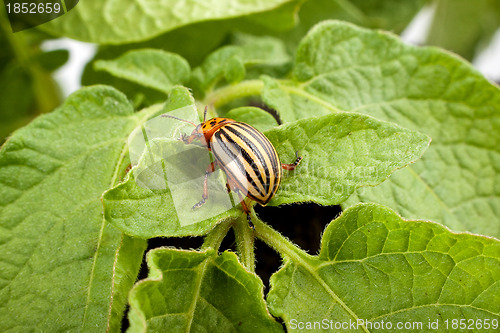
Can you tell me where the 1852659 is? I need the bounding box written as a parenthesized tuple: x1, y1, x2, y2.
(5, 2, 61, 14)
(444, 318, 498, 330)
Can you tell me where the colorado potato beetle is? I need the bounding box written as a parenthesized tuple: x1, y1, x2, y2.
(162, 107, 301, 226)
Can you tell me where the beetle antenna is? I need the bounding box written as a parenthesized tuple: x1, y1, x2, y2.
(161, 114, 197, 127)
(203, 105, 208, 122)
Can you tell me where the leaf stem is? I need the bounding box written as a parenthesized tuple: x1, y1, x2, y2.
(204, 79, 264, 108)
(0, 9, 60, 113)
(251, 210, 312, 263)
(233, 215, 255, 272)
(335, 0, 369, 24)
(253, 211, 369, 333)
(201, 218, 233, 251)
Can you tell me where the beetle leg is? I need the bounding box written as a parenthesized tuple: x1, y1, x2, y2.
(192, 161, 216, 210)
(179, 132, 188, 143)
(282, 150, 303, 171)
(235, 191, 254, 230)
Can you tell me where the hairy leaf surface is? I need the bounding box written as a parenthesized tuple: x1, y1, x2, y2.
(41, 0, 296, 44)
(94, 49, 190, 94)
(191, 34, 290, 95)
(128, 248, 283, 332)
(105, 109, 429, 238)
(0, 86, 149, 331)
(262, 20, 500, 238)
(265, 112, 430, 206)
(267, 204, 500, 332)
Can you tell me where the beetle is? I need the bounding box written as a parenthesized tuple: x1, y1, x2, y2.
(162, 107, 302, 226)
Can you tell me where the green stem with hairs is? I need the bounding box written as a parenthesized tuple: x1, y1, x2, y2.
(251, 210, 312, 263)
(201, 218, 234, 251)
(0, 6, 60, 114)
(204, 80, 264, 108)
(233, 214, 255, 272)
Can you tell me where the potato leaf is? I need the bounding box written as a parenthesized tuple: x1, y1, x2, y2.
(265, 112, 430, 206)
(128, 248, 283, 332)
(0, 86, 149, 332)
(41, 0, 297, 44)
(104, 108, 429, 238)
(94, 49, 190, 94)
(267, 204, 500, 331)
(262, 20, 500, 238)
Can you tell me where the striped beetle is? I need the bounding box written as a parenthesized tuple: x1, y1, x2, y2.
(163, 107, 301, 226)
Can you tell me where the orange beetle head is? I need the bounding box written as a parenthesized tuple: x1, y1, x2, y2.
(185, 118, 236, 147)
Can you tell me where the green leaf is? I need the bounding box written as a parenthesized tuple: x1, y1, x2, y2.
(104, 109, 429, 238)
(226, 106, 279, 132)
(103, 87, 241, 238)
(0, 86, 149, 331)
(80, 21, 231, 107)
(128, 248, 283, 332)
(94, 49, 190, 95)
(263, 20, 500, 239)
(108, 235, 148, 332)
(224, 56, 247, 84)
(349, 0, 426, 32)
(275, 0, 425, 54)
(238, 0, 300, 33)
(162, 85, 197, 113)
(267, 203, 500, 331)
(426, 0, 500, 60)
(35, 49, 70, 72)
(0, 21, 63, 143)
(41, 0, 297, 44)
(103, 161, 241, 238)
(0, 62, 34, 142)
(191, 34, 291, 95)
(264, 112, 430, 206)
(261, 75, 334, 123)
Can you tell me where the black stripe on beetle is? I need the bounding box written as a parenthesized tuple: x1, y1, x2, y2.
(161, 111, 302, 227)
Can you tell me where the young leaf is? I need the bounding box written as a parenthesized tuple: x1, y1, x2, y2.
(426, 0, 500, 60)
(103, 163, 241, 238)
(41, 0, 296, 44)
(80, 20, 232, 107)
(94, 49, 190, 95)
(0, 86, 150, 331)
(349, 0, 426, 32)
(103, 86, 241, 238)
(267, 203, 500, 331)
(35, 49, 70, 72)
(128, 248, 283, 332)
(225, 106, 279, 132)
(108, 235, 148, 332)
(264, 112, 431, 206)
(104, 110, 429, 238)
(275, 0, 425, 54)
(191, 34, 290, 95)
(263, 20, 500, 239)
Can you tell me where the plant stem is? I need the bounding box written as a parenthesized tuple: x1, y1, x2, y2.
(233, 215, 255, 272)
(204, 80, 264, 108)
(0, 8, 60, 114)
(201, 218, 233, 251)
(251, 210, 312, 263)
(335, 0, 369, 24)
